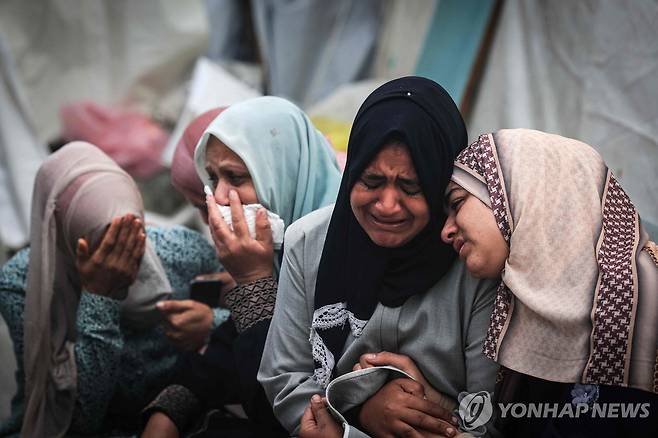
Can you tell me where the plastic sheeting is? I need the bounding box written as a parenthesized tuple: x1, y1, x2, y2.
(0, 0, 208, 144)
(205, 0, 257, 62)
(251, 0, 383, 107)
(0, 0, 211, 249)
(370, 0, 437, 79)
(468, 0, 658, 225)
(161, 58, 261, 165)
(0, 33, 47, 249)
(415, 0, 497, 106)
(306, 79, 386, 152)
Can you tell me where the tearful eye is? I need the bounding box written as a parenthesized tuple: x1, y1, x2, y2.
(450, 198, 464, 212)
(227, 174, 248, 186)
(399, 182, 422, 196)
(360, 178, 382, 190)
(359, 173, 386, 190)
(208, 173, 219, 188)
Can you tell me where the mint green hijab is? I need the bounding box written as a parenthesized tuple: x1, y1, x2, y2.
(194, 95, 341, 235)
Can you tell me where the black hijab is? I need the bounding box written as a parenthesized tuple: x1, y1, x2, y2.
(310, 76, 468, 385)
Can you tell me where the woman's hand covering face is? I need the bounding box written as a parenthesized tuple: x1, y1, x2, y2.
(75, 213, 145, 298)
(205, 189, 274, 284)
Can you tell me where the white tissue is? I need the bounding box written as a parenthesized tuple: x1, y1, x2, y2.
(204, 185, 285, 249)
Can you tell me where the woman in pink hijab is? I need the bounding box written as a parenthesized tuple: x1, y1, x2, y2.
(156, 108, 237, 350)
(171, 108, 226, 223)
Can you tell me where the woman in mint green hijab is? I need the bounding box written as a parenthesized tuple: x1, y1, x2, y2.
(194, 95, 342, 280)
(196, 96, 341, 237)
(142, 96, 341, 437)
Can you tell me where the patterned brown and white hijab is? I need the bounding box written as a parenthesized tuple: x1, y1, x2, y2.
(452, 129, 658, 393)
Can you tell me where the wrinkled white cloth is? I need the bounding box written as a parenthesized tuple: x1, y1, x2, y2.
(216, 203, 285, 250)
(204, 187, 285, 249)
(468, 0, 658, 225)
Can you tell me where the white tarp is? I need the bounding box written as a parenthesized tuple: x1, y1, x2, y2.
(0, 33, 47, 249)
(370, 0, 437, 80)
(468, 0, 658, 225)
(251, 0, 383, 108)
(0, 0, 210, 249)
(0, 0, 208, 144)
(161, 58, 261, 165)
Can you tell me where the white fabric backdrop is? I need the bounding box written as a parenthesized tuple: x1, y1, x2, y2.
(0, 0, 208, 144)
(468, 0, 658, 225)
(0, 33, 47, 249)
(251, 0, 383, 108)
(0, 0, 210, 249)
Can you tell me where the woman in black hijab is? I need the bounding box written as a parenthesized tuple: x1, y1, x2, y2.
(259, 77, 499, 437)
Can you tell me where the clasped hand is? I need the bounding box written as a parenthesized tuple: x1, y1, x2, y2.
(301, 352, 460, 438)
(355, 352, 460, 438)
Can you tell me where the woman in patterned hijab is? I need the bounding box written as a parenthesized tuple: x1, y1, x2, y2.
(442, 128, 658, 435)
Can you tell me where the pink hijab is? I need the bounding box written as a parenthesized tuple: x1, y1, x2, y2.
(171, 108, 226, 206)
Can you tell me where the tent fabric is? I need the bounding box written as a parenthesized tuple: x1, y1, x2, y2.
(468, 0, 658, 225)
(251, 0, 383, 107)
(0, 0, 208, 144)
(0, 0, 211, 248)
(415, 0, 497, 105)
(205, 0, 256, 62)
(0, 32, 47, 249)
(370, 0, 437, 80)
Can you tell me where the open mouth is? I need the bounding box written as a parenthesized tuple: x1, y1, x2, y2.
(369, 213, 408, 230)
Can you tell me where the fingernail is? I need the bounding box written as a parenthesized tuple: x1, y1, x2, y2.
(229, 190, 238, 200)
(367, 353, 376, 359)
(452, 416, 459, 425)
(311, 394, 321, 403)
(204, 185, 214, 197)
(156, 302, 164, 309)
(446, 427, 455, 436)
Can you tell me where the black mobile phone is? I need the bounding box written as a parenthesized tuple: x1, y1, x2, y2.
(189, 279, 223, 307)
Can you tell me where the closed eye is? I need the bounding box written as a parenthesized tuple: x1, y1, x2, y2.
(397, 178, 422, 196)
(360, 174, 386, 189)
(225, 171, 249, 186)
(206, 170, 219, 188)
(449, 197, 464, 212)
